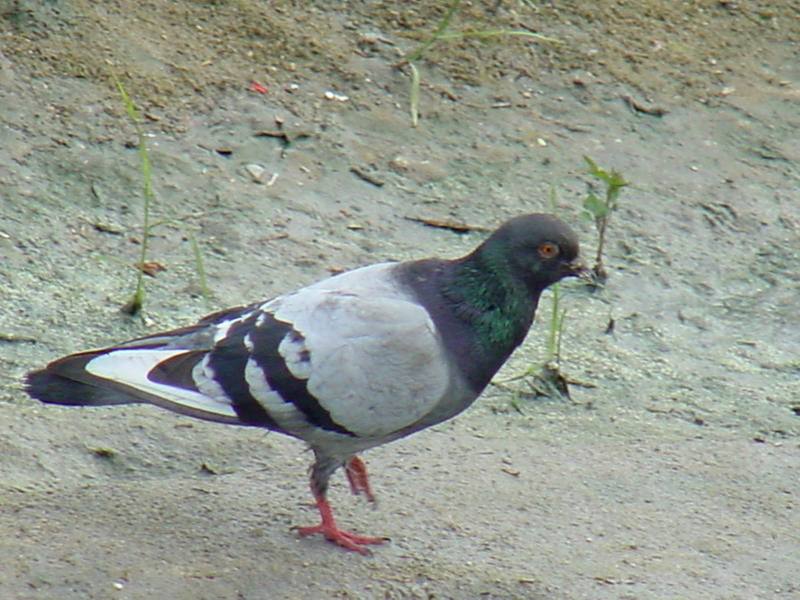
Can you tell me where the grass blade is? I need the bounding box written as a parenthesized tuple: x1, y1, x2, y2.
(115, 77, 154, 315)
(189, 233, 212, 310)
(409, 63, 421, 128)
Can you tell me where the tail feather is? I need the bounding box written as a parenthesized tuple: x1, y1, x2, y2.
(25, 347, 243, 425)
(26, 351, 142, 407)
(24, 305, 266, 424)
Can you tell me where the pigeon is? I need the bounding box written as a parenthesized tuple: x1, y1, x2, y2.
(26, 213, 586, 554)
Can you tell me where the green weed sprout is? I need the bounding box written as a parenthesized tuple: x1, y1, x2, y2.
(116, 78, 154, 315)
(115, 79, 212, 314)
(399, 0, 559, 127)
(582, 156, 630, 283)
(501, 275, 572, 405)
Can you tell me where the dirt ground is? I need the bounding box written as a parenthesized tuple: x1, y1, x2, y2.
(1, 1, 798, 599)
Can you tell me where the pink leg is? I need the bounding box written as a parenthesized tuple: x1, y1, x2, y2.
(295, 491, 388, 555)
(345, 456, 376, 502)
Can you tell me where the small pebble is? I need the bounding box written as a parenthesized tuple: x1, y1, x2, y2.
(245, 164, 266, 183)
(324, 91, 349, 102)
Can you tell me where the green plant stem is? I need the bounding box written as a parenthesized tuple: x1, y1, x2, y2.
(189, 233, 212, 309)
(409, 63, 421, 128)
(436, 29, 561, 44)
(594, 218, 608, 273)
(405, 0, 463, 63)
(401, 1, 560, 128)
(115, 78, 154, 315)
(546, 283, 561, 363)
(556, 307, 566, 363)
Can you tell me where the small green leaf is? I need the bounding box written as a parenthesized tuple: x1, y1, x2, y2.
(584, 155, 610, 182)
(548, 183, 558, 212)
(608, 172, 629, 189)
(584, 155, 630, 190)
(583, 192, 608, 219)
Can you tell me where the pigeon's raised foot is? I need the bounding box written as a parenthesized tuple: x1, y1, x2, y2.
(296, 493, 388, 555)
(345, 456, 375, 502)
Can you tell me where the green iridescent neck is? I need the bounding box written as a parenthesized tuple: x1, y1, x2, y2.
(443, 241, 536, 352)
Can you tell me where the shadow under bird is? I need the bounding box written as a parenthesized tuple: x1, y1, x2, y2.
(26, 213, 587, 554)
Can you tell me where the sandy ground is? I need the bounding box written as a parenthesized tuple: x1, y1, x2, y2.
(1, 2, 799, 599)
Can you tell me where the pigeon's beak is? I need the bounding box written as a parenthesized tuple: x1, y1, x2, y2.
(563, 257, 591, 280)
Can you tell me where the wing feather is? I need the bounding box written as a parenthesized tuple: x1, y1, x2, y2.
(28, 262, 456, 444)
(85, 349, 239, 420)
(270, 285, 452, 438)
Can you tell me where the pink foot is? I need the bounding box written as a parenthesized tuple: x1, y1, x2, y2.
(296, 492, 388, 555)
(296, 523, 387, 555)
(345, 456, 375, 502)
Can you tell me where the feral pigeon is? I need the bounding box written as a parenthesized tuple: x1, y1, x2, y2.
(26, 213, 586, 554)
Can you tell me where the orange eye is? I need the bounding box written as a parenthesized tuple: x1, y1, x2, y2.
(538, 242, 560, 259)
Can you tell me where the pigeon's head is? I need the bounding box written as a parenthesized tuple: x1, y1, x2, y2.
(486, 213, 587, 291)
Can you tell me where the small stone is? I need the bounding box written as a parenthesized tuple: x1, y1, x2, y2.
(388, 156, 447, 184)
(245, 164, 266, 183)
(389, 156, 410, 172)
(324, 91, 349, 102)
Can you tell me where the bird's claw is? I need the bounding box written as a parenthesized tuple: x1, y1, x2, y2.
(295, 523, 388, 555)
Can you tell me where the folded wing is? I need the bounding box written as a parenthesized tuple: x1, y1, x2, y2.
(27, 268, 452, 445)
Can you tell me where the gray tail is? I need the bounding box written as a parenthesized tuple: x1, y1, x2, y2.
(25, 351, 143, 407)
(24, 348, 245, 426)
